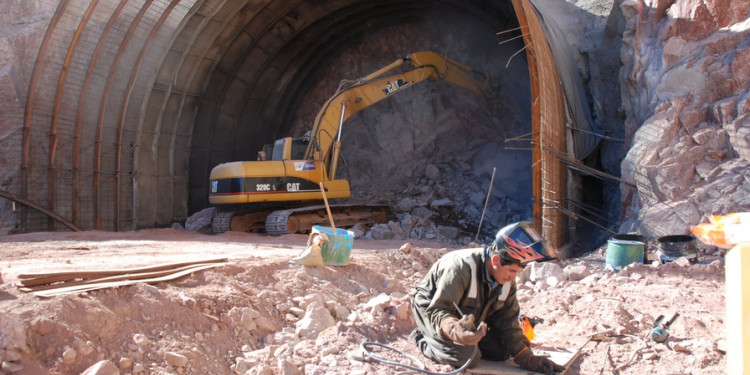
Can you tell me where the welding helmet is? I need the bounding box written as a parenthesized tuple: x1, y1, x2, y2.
(490, 221, 557, 266)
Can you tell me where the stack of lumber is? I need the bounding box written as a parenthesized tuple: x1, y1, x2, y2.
(17, 258, 228, 298)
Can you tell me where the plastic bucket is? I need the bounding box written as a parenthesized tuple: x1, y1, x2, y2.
(606, 238, 644, 270)
(312, 225, 353, 266)
(657, 235, 698, 264)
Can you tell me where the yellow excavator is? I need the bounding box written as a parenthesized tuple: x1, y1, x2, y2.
(209, 51, 494, 234)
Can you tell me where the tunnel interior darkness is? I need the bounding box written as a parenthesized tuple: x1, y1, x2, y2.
(21, 0, 535, 235)
(188, 0, 531, 215)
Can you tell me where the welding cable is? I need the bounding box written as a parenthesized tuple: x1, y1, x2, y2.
(358, 341, 477, 375)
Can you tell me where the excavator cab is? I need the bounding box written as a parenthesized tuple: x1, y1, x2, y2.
(270, 137, 310, 161)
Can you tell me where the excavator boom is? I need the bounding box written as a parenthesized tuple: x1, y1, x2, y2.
(305, 51, 492, 179)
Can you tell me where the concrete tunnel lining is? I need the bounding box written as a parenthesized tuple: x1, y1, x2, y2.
(16, 0, 587, 246)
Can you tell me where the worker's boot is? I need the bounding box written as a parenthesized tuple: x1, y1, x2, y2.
(289, 232, 328, 266)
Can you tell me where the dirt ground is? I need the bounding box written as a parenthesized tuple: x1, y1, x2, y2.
(0, 229, 727, 375)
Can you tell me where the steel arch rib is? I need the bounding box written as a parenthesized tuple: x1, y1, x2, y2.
(131, 0, 204, 229)
(174, 0, 245, 186)
(118, 0, 181, 230)
(197, 1, 281, 179)
(73, 0, 131, 227)
(93, 0, 154, 230)
(0, 189, 82, 232)
(49, 0, 101, 227)
(21, 0, 72, 231)
(145, 0, 232, 226)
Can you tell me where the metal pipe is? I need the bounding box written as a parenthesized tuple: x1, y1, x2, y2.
(337, 101, 346, 142)
(0, 189, 81, 232)
(475, 167, 497, 242)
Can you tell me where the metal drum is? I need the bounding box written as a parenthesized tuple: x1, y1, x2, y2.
(657, 235, 698, 264)
(612, 234, 648, 264)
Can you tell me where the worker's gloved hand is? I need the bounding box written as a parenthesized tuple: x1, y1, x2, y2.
(440, 316, 487, 346)
(513, 347, 565, 374)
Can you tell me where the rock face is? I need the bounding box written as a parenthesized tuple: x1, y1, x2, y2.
(619, 0, 750, 237)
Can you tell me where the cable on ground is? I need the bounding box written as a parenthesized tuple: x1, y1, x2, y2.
(357, 341, 476, 375)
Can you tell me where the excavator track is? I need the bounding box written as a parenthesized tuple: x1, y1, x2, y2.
(211, 204, 390, 235)
(211, 212, 234, 234)
(211, 209, 275, 234)
(264, 204, 390, 235)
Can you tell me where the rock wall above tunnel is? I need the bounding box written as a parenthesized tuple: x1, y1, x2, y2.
(618, 0, 750, 238)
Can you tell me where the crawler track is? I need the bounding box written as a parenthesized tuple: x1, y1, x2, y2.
(212, 204, 390, 235)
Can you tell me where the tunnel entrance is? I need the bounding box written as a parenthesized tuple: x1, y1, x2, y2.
(14, 0, 605, 250)
(189, 1, 534, 242)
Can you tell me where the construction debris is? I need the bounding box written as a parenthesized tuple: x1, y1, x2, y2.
(16, 258, 227, 297)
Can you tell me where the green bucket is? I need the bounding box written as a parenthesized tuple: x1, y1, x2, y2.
(312, 225, 353, 266)
(606, 238, 644, 270)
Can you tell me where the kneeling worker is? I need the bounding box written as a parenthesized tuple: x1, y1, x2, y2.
(410, 221, 565, 374)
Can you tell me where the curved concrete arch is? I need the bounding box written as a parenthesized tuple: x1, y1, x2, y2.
(17, 0, 584, 248)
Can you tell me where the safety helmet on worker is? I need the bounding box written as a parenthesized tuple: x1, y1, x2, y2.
(490, 221, 557, 266)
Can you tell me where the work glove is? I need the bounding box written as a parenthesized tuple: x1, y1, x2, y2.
(440, 316, 487, 346)
(513, 347, 565, 375)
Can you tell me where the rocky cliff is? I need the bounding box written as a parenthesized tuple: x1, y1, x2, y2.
(618, 0, 750, 237)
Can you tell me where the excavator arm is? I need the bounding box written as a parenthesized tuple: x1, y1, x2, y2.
(304, 51, 493, 180)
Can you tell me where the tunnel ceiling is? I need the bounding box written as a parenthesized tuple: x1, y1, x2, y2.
(21, 0, 531, 232)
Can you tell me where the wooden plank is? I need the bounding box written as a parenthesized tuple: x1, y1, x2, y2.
(19, 262, 226, 292)
(467, 346, 574, 375)
(17, 257, 227, 286)
(33, 263, 224, 298)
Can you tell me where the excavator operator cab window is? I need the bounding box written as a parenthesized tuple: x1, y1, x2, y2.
(291, 138, 308, 160)
(271, 137, 310, 160)
(262, 144, 273, 160)
(271, 138, 287, 160)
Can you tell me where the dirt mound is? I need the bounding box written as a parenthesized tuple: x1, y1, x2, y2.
(0, 230, 727, 374)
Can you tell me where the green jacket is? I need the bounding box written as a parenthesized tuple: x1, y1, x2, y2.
(412, 247, 530, 363)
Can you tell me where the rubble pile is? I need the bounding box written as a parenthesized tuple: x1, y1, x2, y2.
(182, 155, 531, 246)
(182, 153, 532, 246)
(357, 158, 532, 245)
